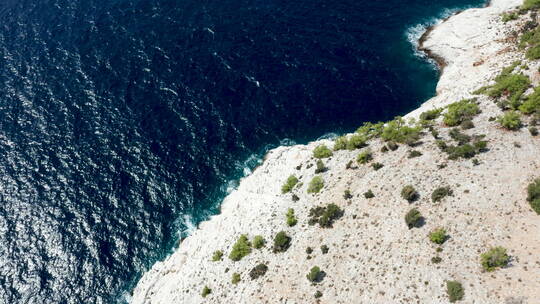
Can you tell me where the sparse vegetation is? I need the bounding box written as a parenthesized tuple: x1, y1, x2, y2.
(443, 99, 480, 126)
(401, 185, 418, 202)
(231, 273, 241, 284)
(286, 208, 297, 227)
(253, 235, 265, 249)
(281, 175, 299, 193)
(431, 186, 453, 202)
(308, 203, 344, 228)
(446, 281, 464, 303)
(429, 228, 448, 244)
(212, 250, 223, 261)
(229, 234, 252, 261)
(405, 208, 423, 229)
(480, 246, 510, 271)
(307, 266, 322, 283)
(201, 286, 211, 298)
(249, 263, 268, 280)
(356, 149, 373, 164)
(273, 231, 291, 253)
(527, 178, 540, 214)
(307, 176, 324, 194)
(497, 111, 522, 130)
(313, 144, 333, 158)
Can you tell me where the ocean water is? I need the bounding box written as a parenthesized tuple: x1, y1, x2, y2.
(0, 0, 486, 303)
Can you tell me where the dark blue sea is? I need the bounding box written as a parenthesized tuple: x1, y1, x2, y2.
(0, 0, 486, 303)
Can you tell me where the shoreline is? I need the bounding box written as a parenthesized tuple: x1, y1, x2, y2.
(132, 0, 539, 303)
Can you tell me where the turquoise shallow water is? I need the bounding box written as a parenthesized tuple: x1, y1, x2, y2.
(0, 0, 485, 302)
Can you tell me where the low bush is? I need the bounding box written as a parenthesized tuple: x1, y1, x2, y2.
(501, 12, 518, 22)
(443, 99, 480, 126)
(307, 176, 324, 194)
(292, 194, 300, 202)
(333, 136, 348, 151)
(356, 121, 384, 139)
(273, 231, 291, 253)
(522, 0, 540, 10)
(201, 286, 211, 298)
(446, 280, 464, 303)
(229, 235, 252, 261)
(484, 71, 530, 106)
(364, 189, 374, 198)
(313, 144, 333, 159)
(461, 119, 475, 129)
(420, 108, 443, 121)
(497, 111, 522, 130)
(371, 162, 383, 170)
(306, 247, 313, 254)
(527, 178, 540, 214)
(381, 117, 422, 145)
(480, 246, 510, 271)
(307, 266, 322, 282)
(249, 263, 268, 280)
(526, 44, 540, 60)
(314, 291, 323, 298)
(347, 134, 367, 150)
(405, 208, 423, 229)
(356, 149, 373, 164)
(308, 203, 344, 228)
(231, 272, 241, 284)
(253, 235, 265, 249)
(429, 228, 448, 244)
(315, 159, 327, 173)
(281, 175, 299, 193)
(286, 208, 297, 227)
(212, 250, 223, 261)
(530, 126, 539, 136)
(386, 141, 399, 151)
(401, 185, 418, 202)
(431, 256, 442, 264)
(408, 150, 422, 158)
(519, 87, 540, 114)
(321, 245, 329, 254)
(343, 189, 353, 199)
(449, 128, 471, 145)
(432, 186, 453, 202)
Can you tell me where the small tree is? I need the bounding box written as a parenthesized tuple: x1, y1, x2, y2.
(229, 234, 252, 261)
(273, 231, 291, 253)
(497, 111, 522, 130)
(429, 228, 448, 244)
(446, 281, 464, 303)
(405, 208, 423, 229)
(401, 185, 418, 202)
(307, 266, 322, 283)
(313, 144, 333, 158)
(281, 175, 299, 193)
(431, 186, 453, 203)
(480, 246, 510, 271)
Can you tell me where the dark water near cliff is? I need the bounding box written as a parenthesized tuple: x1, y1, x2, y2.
(0, 0, 485, 302)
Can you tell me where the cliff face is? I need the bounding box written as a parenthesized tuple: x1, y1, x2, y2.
(132, 0, 540, 303)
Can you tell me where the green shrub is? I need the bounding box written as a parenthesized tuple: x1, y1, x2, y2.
(420, 108, 443, 121)
(273, 231, 291, 253)
(201, 286, 211, 297)
(460, 119, 475, 129)
(333, 136, 348, 151)
(313, 145, 333, 158)
(364, 189, 374, 198)
(381, 117, 422, 144)
(408, 150, 422, 158)
(401, 185, 418, 202)
(212, 250, 223, 261)
(372, 162, 384, 170)
(405, 208, 423, 229)
(286, 208, 297, 227)
(231, 273, 241, 284)
(480, 246, 510, 271)
(249, 263, 268, 280)
(519, 87, 540, 114)
(308, 203, 343, 228)
(281, 175, 299, 193)
(307, 176, 324, 194)
(527, 178, 540, 214)
(229, 234, 252, 261)
(443, 99, 480, 126)
(306, 247, 313, 254)
(356, 121, 384, 139)
(446, 281, 464, 303)
(431, 186, 453, 202)
(347, 134, 367, 150)
(449, 128, 471, 145)
(292, 194, 300, 202)
(501, 12, 518, 22)
(321, 245, 329, 254)
(429, 228, 448, 244)
(522, 0, 540, 10)
(314, 290, 323, 298)
(307, 266, 322, 282)
(253, 235, 265, 249)
(315, 159, 327, 173)
(343, 189, 353, 199)
(526, 44, 540, 59)
(497, 111, 522, 130)
(356, 149, 373, 164)
(485, 74, 530, 105)
(386, 141, 399, 151)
